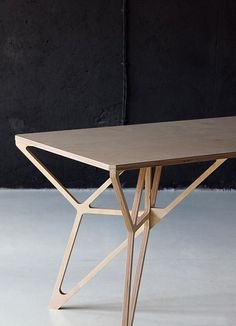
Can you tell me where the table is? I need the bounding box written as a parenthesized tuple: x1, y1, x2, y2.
(15, 116, 236, 326)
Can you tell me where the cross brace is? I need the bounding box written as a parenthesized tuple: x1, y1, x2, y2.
(16, 141, 227, 326)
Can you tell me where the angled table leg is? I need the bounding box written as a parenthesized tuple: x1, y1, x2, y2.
(110, 167, 153, 326)
(49, 211, 83, 309)
(129, 220, 150, 326)
(16, 142, 151, 314)
(16, 139, 228, 326)
(110, 160, 227, 326)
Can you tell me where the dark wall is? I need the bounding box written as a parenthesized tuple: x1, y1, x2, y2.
(0, 0, 236, 188)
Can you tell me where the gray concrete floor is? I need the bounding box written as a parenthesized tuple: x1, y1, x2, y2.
(0, 189, 236, 326)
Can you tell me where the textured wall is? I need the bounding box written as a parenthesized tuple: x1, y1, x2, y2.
(127, 0, 236, 188)
(0, 0, 236, 188)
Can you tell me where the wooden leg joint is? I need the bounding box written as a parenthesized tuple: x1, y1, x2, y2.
(14, 143, 228, 325)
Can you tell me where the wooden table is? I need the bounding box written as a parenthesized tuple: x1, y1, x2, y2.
(15, 116, 236, 326)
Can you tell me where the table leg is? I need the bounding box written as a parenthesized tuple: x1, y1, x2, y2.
(16, 140, 228, 325)
(49, 211, 83, 309)
(111, 168, 152, 326)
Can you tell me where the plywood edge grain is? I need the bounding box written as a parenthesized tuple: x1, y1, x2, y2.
(115, 152, 235, 170)
(15, 135, 110, 171)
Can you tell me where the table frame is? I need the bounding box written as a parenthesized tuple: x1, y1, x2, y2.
(16, 140, 227, 326)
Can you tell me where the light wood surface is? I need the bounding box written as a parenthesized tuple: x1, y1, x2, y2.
(16, 116, 236, 170)
(15, 117, 234, 326)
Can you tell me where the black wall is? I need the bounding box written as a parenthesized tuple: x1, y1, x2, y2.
(1, 0, 236, 188)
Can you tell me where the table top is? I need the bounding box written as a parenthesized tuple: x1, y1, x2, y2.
(15, 116, 236, 171)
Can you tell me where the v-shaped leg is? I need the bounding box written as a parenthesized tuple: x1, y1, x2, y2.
(16, 140, 227, 325)
(15, 143, 125, 308)
(126, 220, 150, 326)
(49, 211, 83, 308)
(110, 168, 152, 326)
(16, 142, 151, 312)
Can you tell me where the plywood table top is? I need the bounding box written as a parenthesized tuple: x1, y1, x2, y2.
(15, 116, 236, 171)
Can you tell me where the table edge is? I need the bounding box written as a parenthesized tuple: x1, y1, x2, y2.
(15, 136, 111, 171)
(15, 135, 236, 172)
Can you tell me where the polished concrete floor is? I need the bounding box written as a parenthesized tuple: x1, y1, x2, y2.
(0, 189, 236, 326)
